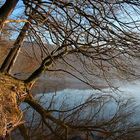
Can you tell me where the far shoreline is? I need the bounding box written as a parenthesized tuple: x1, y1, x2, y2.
(31, 78, 109, 94)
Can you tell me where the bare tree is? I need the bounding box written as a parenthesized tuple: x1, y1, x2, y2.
(0, 0, 140, 139)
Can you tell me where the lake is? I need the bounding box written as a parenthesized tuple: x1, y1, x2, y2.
(22, 80, 140, 123)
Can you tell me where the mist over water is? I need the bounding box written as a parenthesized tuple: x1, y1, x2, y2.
(119, 81, 140, 104)
(44, 80, 140, 119)
(21, 80, 140, 125)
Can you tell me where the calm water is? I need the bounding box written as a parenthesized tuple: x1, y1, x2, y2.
(21, 80, 140, 123)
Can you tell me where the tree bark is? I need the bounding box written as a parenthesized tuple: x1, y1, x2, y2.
(0, 0, 19, 29)
(0, 22, 30, 73)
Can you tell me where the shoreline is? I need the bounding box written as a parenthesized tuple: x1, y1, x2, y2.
(31, 78, 109, 94)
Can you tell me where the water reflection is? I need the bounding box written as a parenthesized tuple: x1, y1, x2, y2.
(20, 85, 140, 140)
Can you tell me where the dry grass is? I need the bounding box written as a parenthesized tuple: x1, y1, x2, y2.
(0, 73, 26, 137)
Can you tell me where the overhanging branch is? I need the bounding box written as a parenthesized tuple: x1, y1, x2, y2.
(24, 48, 68, 84)
(24, 94, 68, 129)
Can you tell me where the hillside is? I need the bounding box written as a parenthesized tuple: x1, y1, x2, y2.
(1, 39, 137, 93)
(0, 40, 93, 93)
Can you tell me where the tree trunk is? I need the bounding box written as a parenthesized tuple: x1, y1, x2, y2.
(0, 22, 30, 73)
(0, 0, 19, 30)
